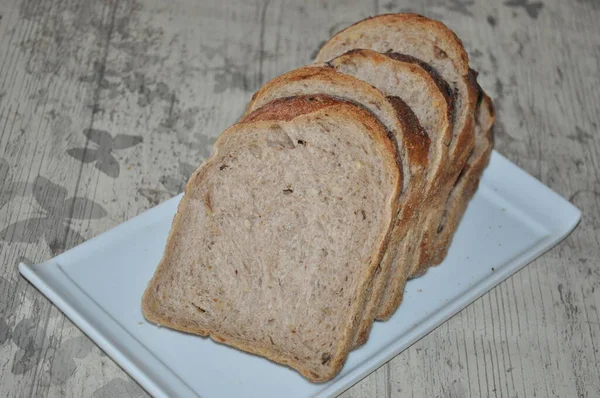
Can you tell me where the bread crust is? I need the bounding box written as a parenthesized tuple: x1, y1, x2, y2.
(142, 98, 402, 382)
(414, 70, 492, 269)
(385, 52, 455, 135)
(242, 94, 343, 123)
(315, 13, 470, 76)
(353, 95, 428, 346)
(421, 88, 495, 269)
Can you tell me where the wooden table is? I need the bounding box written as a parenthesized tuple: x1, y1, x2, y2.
(0, 0, 598, 396)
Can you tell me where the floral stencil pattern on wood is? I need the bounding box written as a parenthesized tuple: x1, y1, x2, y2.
(67, 129, 143, 178)
(0, 176, 107, 254)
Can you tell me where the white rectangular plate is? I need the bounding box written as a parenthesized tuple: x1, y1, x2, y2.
(19, 151, 580, 398)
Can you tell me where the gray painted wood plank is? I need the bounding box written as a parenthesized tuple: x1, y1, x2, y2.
(0, 0, 598, 397)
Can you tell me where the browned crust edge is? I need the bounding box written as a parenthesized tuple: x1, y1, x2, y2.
(385, 51, 455, 138)
(352, 95, 428, 346)
(406, 64, 480, 280)
(425, 89, 495, 266)
(315, 13, 470, 75)
(245, 66, 333, 117)
(242, 94, 342, 123)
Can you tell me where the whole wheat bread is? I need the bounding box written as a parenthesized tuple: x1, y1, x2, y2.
(243, 65, 429, 345)
(142, 13, 494, 377)
(326, 49, 454, 342)
(142, 95, 402, 382)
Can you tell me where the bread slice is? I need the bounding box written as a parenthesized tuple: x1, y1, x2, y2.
(142, 95, 402, 382)
(326, 49, 454, 341)
(415, 85, 495, 272)
(244, 65, 430, 345)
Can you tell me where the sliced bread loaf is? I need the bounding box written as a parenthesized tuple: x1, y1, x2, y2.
(326, 49, 454, 337)
(244, 65, 429, 345)
(142, 95, 402, 382)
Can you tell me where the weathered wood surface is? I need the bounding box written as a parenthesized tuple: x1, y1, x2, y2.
(0, 0, 598, 396)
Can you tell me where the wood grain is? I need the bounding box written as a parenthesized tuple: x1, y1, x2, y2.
(0, 0, 598, 396)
